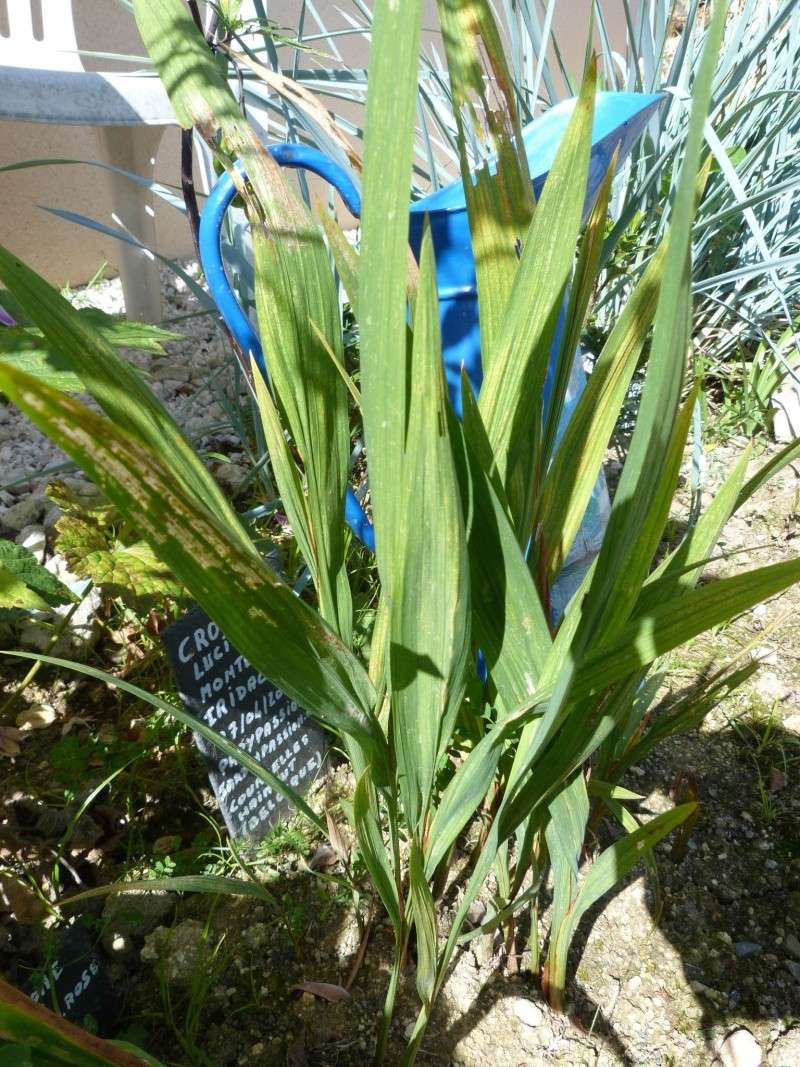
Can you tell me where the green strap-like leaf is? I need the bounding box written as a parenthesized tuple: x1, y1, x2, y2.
(477, 63, 596, 514)
(0, 245, 250, 556)
(0, 367, 386, 782)
(538, 240, 669, 584)
(353, 770, 401, 933)
(390, 227, 470, 833)
(434, 0, 534, 364)
(453, 387, 551, 705)
(636, 441, 752, 612)
(358, 0, 422, 588)
(578, 0, 731, 642)
(408, 840, 437, 1010)
(546, 803, 695, 1009)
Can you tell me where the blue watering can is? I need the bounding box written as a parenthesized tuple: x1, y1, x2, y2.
(199, 91, 662, 591)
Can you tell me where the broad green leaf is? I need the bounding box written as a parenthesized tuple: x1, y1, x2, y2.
(0, 368, 386, 782)
(578, 0, 730, 642)
(538, 240, 668, 584)
(545, 803, 695, 1009)
(358, 0, 421, 587)
(477, 63, 596, 517)
(0, 246, 250, 555)
(0, 330, 82, 392)
(0, 311, 178, 394)
(136, 0, 353, 642)
(353, 770, 401, 932)
(0, 542, 74, 608)
(408, 840, 437, 1009)
(0, 565, 50, 612)
(56, 518, 181, 602)
(434, 0, 534, 362)
(390, 228, 470, 832)
(454, 387, 551, 705)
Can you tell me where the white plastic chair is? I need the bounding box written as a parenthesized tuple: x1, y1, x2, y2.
(0, 0, 178, 321)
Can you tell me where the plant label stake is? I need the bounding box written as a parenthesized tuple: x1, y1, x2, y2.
(162, 606, 326, 841)
(25, 920, 120, 1036)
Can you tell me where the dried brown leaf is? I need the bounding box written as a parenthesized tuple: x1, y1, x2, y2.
(290, 981, 351, 1003)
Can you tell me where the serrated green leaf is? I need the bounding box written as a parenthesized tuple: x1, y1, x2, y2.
(0, 542, 73, 608)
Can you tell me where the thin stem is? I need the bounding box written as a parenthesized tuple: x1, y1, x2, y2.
(374, 927, 406, 1065)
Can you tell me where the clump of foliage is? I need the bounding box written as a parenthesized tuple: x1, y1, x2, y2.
(1, 1, 799, 1064)
(47, 481, 182, 608)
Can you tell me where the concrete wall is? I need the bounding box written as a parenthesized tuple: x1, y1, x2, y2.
(0, 1, 629, 289)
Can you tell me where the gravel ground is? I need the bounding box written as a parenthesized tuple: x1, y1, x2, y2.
(0, 266, 252, 535)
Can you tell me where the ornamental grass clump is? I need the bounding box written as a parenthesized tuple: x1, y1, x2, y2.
(0, 1, 799, 1064)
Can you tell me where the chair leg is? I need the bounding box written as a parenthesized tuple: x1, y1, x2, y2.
(97, 125, 165, 322)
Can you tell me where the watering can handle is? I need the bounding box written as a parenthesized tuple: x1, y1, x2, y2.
(199, 146, 375, 551)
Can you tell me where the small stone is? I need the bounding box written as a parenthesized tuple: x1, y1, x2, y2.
(102, 889, 175, 950)
(141, 919, 208, 985)
(715, 884, 737, 905)
(0, 494, 48, 531)
(785, 960, 800, 982)
(784, 715, 800, 736)
(718, 1028, 762, 1067)
(14, 524, 46, 557)
(734, 941, 763, 959)
(783, 932, 800, 960)
(755, 671, 791, 702)
(772, 384, 800, 443)
(509, 996, 543, 1028)
(466, 900, 487, 928)
(625, 975, 642, 991)
(770, 1028, 800, 1067)
(153, 835, 181, 856)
